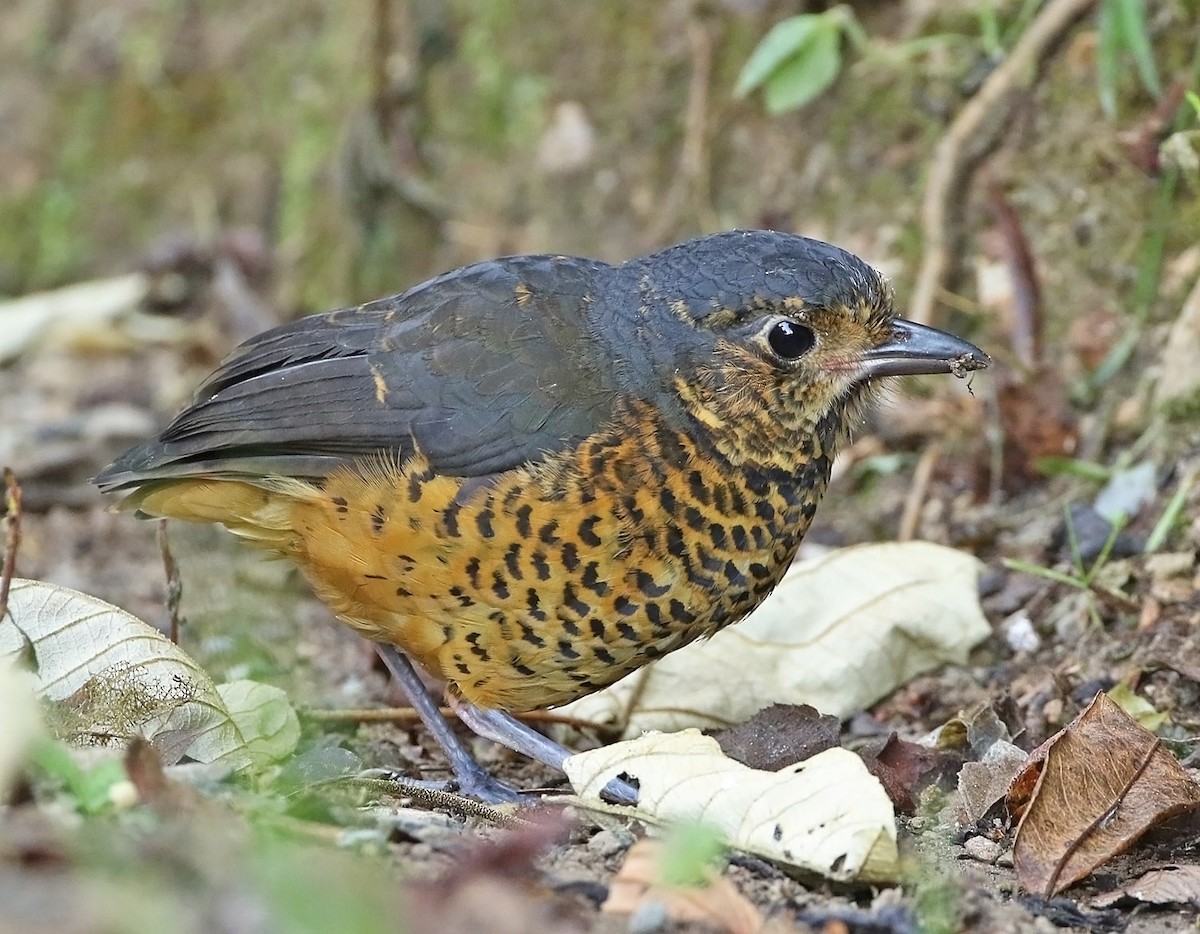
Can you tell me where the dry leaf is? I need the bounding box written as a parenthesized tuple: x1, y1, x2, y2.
(861, 733, 953, 815)
(603, 839, 763, 934)
(1010, 692, 1200, 896)
(0, 579, 298, 769)
(711, 703, 840, 772)
(563, 542, 988, 736)
(995, 370, 1078, 491)
(1091, 864, 1200, 909)
(0, 273, 179, 362)
(958, 740, 1028, 825)
(1156, 271, 1200, 417)
(565, 729, 899, 883)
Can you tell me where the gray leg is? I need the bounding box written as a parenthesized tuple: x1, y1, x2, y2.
(375, 644, 522, 804)
(450, 696, 640, 807)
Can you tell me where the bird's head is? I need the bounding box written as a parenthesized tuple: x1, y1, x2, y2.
(623, 229, 989, 471)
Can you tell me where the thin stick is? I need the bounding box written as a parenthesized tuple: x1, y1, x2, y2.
(156, 519, 183, 644)
(0, 468, 22, 622)
(646, 5, 718, 243)
(898, 443, 941, 542)
(347, 776, 531, 828)
(911, 0, 1096, 325)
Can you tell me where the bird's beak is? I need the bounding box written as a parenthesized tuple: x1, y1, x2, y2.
(861, 318, 990, 379)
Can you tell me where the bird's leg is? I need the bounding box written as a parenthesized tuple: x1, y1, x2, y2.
(374, 644, 523, 804)
(448, 696, 640, 807)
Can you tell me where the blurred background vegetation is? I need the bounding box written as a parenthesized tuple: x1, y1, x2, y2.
(2, 0, 1192, 329)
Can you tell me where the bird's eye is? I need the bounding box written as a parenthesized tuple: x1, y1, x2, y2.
(767, 319, 816, 360)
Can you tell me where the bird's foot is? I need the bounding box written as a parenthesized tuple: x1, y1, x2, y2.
(448, 764, 527, 805)
(449, 697, 640, 807)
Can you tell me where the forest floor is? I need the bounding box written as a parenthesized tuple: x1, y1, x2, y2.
(3, 2, 1200, 932)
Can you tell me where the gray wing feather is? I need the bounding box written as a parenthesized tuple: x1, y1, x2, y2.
(95, 255, 622, 490)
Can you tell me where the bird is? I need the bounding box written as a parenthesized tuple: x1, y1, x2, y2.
(95, 229, 988, 804)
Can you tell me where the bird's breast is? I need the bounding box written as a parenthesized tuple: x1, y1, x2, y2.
(285, 399, 830, 711)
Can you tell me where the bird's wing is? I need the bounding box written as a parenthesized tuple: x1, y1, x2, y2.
(95, 255, 623, 489)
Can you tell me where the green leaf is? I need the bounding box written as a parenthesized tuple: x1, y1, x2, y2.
(1033, 456, 1112, 482)
(29, 740, 127, 815)
(763, 20, 842, 114)
(734, 15, 822, 98)
(1097, 0, 1162, 118)
(978, 3, 1001, 58)
(212, 680, 300, 768)
(1107, 682, 1169, 732)
(659, 822, 726, 886)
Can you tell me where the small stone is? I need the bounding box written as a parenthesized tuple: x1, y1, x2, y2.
(996, 849, 1015, 867)
(1151, 578, 1195, 605)
(1145, 551, 1195, 580)
(1001, 611, 1040, 653)
(587, 829, 632, 858)
(107, 779, 139, 810)
(964, 836, 1002, 863)
(627, 899, 668, 934)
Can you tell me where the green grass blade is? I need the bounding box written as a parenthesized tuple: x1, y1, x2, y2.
(1144, 470, 1195, 554)
(1002, 558, 1087, 590)
(1112, 0, 1162, 98)
(1096, 0, 1121, 118)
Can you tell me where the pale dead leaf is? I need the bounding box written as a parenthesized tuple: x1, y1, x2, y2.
(1010, 692, 1200, 896)
(565, 729, 899, 883)
(536, 101, 595, 174)
(1156, 271, 1200, 415)
(563, 542, 987, 735)
(0, 579, 297, 769)
(602, 839, 763, 934)
(0, 273, 188, 362)
(1091, 864, 1200, 909)
(0, 659, 42, 798)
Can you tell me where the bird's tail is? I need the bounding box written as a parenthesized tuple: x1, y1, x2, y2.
(117, 477, 319, 552)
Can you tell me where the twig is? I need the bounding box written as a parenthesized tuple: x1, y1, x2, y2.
(898, 443, 941, 542)
(1, 468, 22, 622)
(347, 776, 531, 828)
(911, 0, 1096, 325)
(646, 5, 719, 244)
(371, 0, 394, 131)
(156, 519, 183, 644)
(1121, 79, 1188, 175)
(986, 180, 1042, 370)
